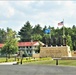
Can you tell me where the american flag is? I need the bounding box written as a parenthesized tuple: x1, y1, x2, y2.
(58, 21, 63, 26)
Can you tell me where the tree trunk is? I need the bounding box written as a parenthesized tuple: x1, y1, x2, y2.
(6, 53, 8, 62)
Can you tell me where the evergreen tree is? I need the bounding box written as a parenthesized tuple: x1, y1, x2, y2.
(0, 29, 6, 43)
(66, 34, 73, 50)
(32, 24, 43, 35)
(31, 34, 42, 41)
(18, 21, 33, 41)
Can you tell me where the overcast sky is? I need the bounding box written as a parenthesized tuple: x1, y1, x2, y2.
(0, 0, 76, 32)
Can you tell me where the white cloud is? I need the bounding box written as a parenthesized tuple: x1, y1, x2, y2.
(0, 21, 8, 30)
(64, 1, 74, 8)
(6, 7, 15, 18)
(0, 1, 9, 6)
(56, 0, 62, 5)
(0, 1, 15, 19)
(0, 0, 76, 32)
(12, 1, 35, 9)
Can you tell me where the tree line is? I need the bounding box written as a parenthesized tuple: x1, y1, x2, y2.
(0, 21, 76, 51)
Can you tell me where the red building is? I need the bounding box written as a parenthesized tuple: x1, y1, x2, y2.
(0, 41, 44, 56)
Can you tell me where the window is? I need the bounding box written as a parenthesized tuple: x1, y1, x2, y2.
(35, 50, 39, 53)
(30, 46, 31, 48)
(26, 46, 28, 48)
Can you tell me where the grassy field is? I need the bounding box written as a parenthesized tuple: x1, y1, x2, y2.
(23, 58, 76, 66)
(0, 57, 76, 66)
(22, 57, 76, 66)
(23, 59, 76, 66)
(0, 57, 16, 63)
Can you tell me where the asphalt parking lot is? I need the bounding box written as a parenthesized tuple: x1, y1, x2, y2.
(0, 65, 76, 75)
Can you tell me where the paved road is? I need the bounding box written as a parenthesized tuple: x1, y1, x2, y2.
(0, 65, 76, 75)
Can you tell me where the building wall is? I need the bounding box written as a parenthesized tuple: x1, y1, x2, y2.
(71, 51, 76, 56)
(39, 46, 71, 58)
(19, 46, 39, 56)
(33, 53, 40, 58)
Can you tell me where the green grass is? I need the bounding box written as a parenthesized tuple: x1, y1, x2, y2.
(23, 58, 76, 66)
(0, 57, 76, 66)
(22, 57, 52, 63)
(59, 60, 76, 66)
(0, 57, 16, 63)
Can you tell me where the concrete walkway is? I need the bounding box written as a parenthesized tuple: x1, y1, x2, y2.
(0, 65, 76, 75)
(0, 62, 17, 65)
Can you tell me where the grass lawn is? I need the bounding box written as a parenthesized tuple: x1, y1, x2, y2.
(59, 60, 76, 66)
(0, 57, 76, 66)
(23, 58, 76, 66)
(0, 57, 16, 63)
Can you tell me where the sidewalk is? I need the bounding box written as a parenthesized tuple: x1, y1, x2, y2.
(0, 61, 17, 65)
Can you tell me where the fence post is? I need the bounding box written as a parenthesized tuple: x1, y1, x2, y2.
(56, 59, 58, 65)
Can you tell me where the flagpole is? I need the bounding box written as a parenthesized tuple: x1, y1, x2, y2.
(63, 19, 65, 38)
(63, 19, 65, 45)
